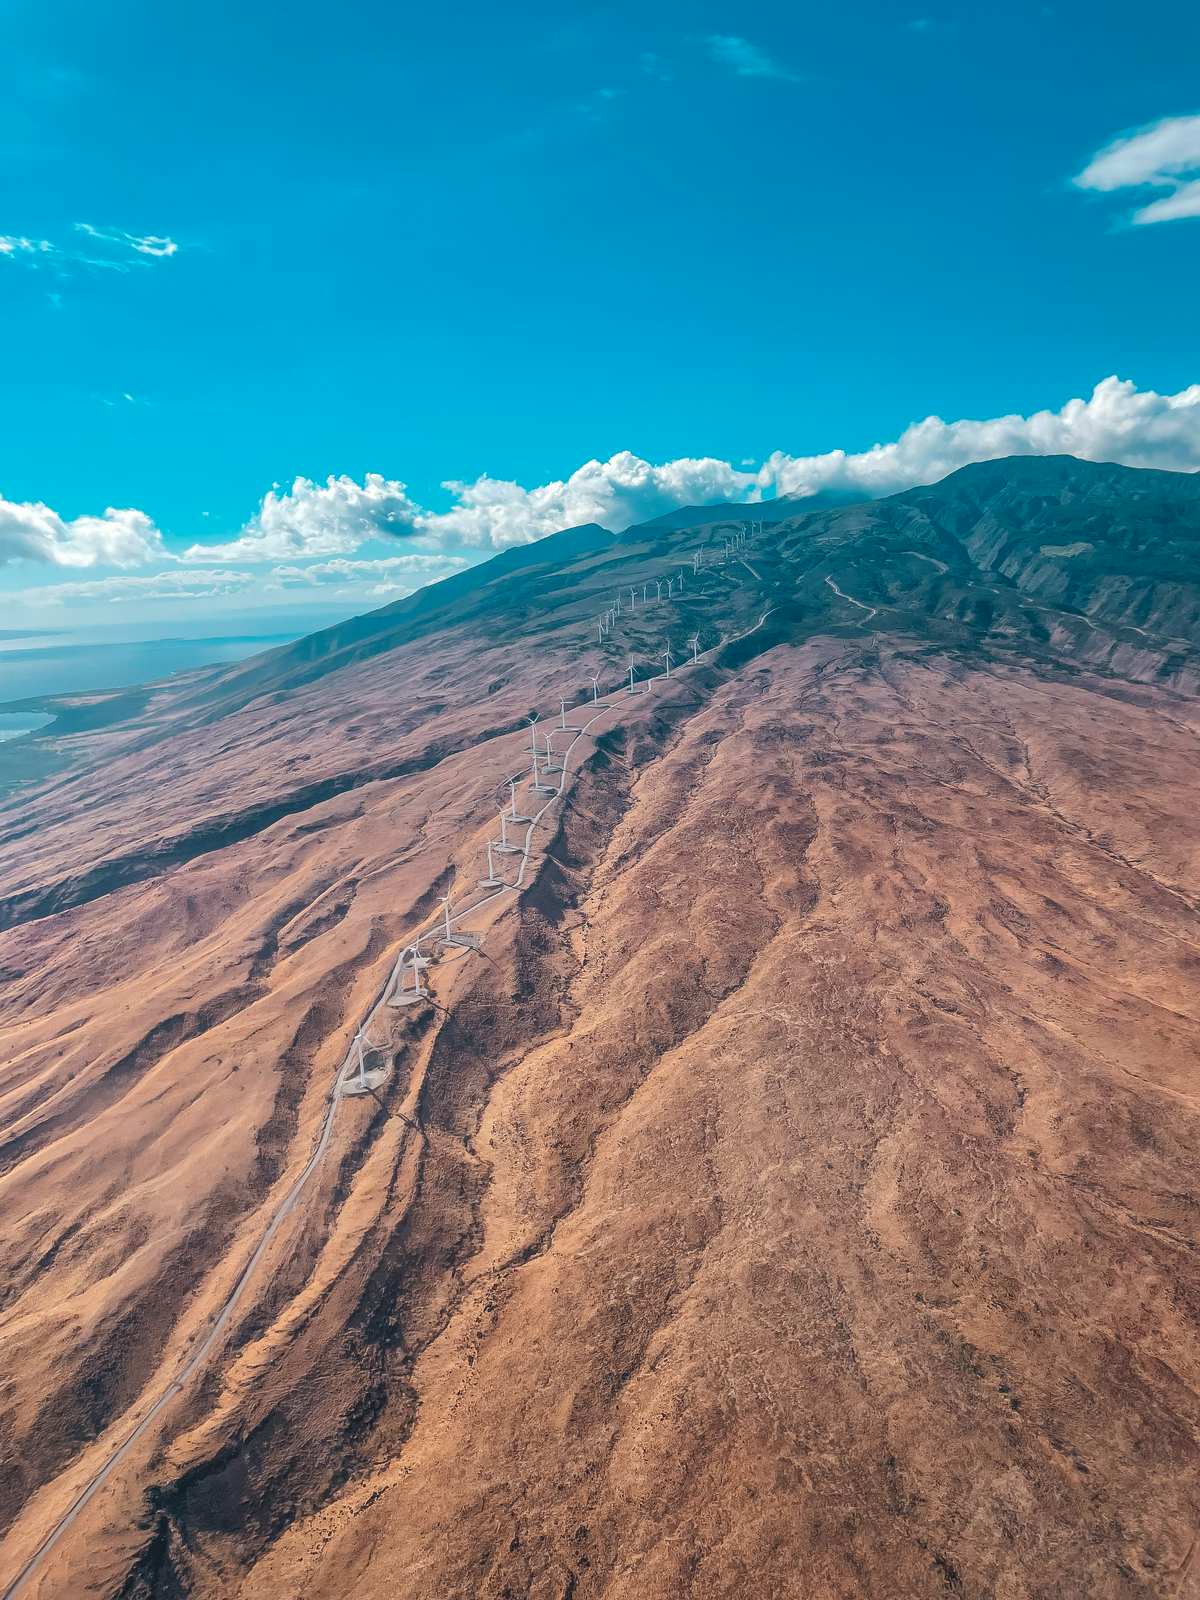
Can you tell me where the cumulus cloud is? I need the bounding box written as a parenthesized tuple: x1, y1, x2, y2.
(1074, 114, 1200, 225)
(16, 569, 255, 606)
(414, 451, 756, 551)
(400, 378, 1200, 547)
(0, 496, 169, 568)
(706, 34, 801, 82)
(183, 473, 420, 562)
(11, 377, 1200, 610)
(762, 375, 1200, 499)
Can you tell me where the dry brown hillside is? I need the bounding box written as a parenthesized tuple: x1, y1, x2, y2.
(1, 457, 1199, 1600)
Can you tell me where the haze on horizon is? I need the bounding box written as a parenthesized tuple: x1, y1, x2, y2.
(2, 0, 1199, 633)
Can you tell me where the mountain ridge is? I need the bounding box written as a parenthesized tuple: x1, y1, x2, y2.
(1, 452, 1199, 1599)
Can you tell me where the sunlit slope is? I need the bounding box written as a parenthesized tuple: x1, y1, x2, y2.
(0, 455, 1198, 1598)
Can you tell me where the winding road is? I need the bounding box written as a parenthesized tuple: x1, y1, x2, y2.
(824, 574, 878, 624)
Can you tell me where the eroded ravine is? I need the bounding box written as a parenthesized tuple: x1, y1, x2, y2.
(4, 610, 1200, 1599)
(225, 643, 1200, 1600)
(79, 665, 762, 1594)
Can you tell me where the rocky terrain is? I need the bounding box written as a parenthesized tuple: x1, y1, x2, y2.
(1, 455, 1199, 1599)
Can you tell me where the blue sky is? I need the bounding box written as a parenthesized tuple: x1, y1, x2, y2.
(2, 0, 1200, 629)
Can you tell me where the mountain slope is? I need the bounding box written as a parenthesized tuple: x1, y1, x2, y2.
(1, 456, 1198, 1600)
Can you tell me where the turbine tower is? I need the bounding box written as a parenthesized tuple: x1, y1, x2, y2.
(441, 894, 481, 953)
(530, 750, 555, 795)
(342, 1027, 388, 1095)
(496, 807, 520, 853)
(508, 777, 531, 824)
(480, 839, 505, 888)
(388, 944, 430, 1007)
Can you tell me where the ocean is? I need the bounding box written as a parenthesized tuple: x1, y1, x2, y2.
(0, 622, 340, 707)
(0, 632, 298, 705)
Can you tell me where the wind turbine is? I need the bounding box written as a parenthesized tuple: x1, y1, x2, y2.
(662, 643, 674, 677)
(388, 943, 430, 1007)
(530, 750, 555, 795)
(507, 777, 531, 824)
(627, 659, 638, 696)
(589, 672, 610, 708)
(480, 839, 505, 887)
(689, 633, 700, 663)
(441, 893, 481, 952)
(559, 696, 581, 733)
(628, 586, 636, 610)
(496, 806, 521, 853)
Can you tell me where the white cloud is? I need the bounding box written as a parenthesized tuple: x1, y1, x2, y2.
(183, 473, 420, 562)
(75, 222, 179, 257)
(0, 496, 169, 568)
(1074, 114, 1200, 225)
(0, 235, 54, 258)
(415, 451, 756, 550)
(706, 34, 801, 82)
(16, 569, 255, 606)
(10, 377, 1200, 609)
(762, 375, 1200, 499)
(403, 377, 1200, 547)
(0, 222, 179, 273)
(10, 556, 469, 614)
(268, 554, 469, 591)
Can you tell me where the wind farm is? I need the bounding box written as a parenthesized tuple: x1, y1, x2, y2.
(2, 469, 1199, 1600)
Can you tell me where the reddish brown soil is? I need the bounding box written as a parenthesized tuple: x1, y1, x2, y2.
(2, 465, 1200, 1599)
